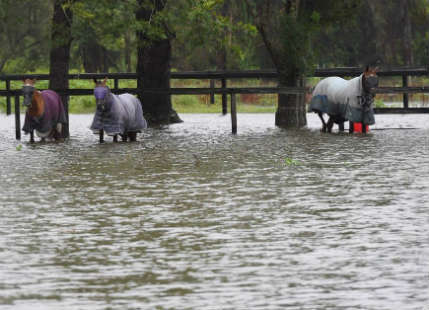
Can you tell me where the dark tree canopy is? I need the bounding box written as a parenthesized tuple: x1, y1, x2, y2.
(1, 0, 428, 74)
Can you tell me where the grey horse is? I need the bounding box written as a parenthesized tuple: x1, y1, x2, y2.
(90, 78, 147, 142)
(309, 66, 379, 133)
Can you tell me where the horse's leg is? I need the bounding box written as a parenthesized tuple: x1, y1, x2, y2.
(129, 132, 137, 142)
(113, 135, 118, 143)
(349, 121, 354, 134)
(362, 123, 367, 134)
(327, 117, 334, 133)
(30, 130, 35, 143)
(121, 133, 128, 142)
(318, 113, 327, 132)
(99, 129, 104, 143)
(338, 122, 345, 132)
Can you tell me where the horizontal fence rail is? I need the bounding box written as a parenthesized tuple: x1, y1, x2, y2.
(2, 67, 429, 97)
(1, 66, 429, 81)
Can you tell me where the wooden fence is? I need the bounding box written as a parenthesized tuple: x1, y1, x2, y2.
(1, 67, 429, 138)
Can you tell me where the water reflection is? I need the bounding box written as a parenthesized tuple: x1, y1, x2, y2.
(0, 113, 428, 309)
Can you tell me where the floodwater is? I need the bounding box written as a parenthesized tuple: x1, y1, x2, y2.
(0, 112, 428, 310)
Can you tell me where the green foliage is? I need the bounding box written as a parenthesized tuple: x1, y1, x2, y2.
(172, 0, 258, 70)
(2, 0, 429, 76)
(374, 98, 386, 108)
(278, 13, 315, 81)
(0, 0, 51, 73)
(284, 157, 301, 166)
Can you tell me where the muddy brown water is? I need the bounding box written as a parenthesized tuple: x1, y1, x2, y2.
(0, 113, 428, 309)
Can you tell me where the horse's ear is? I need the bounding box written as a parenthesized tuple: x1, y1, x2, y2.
(23, 78, 36, 86)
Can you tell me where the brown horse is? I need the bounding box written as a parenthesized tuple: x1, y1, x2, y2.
(22, 79, 67, 142)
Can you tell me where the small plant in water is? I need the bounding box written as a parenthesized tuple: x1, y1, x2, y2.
(284, 157, 300, 166)
(16, 144, 22, 151)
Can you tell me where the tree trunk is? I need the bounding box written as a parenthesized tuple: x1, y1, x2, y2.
(401, 0, 414, 66)
(124, 31, 132, 72)
(275, 76, 307, 128)
(135, 0, 182, 126)
(49, 0, 73, 137)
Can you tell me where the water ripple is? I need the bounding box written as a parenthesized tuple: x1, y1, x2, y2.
(0, 113, 428, 309)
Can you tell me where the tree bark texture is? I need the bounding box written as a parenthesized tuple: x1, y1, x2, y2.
(136, 0, 182, 126)
(275, 78, 307, 128)
(49, 0, 73, 137)
(401, 0, 414, 66)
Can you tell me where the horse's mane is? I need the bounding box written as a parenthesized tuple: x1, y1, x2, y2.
(28, 91, 44, 118)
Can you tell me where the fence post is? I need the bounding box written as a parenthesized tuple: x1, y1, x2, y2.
(231, 91, 237, 134)
(15, 94, 21, 140)
(222, 78, 227, 115)
(6, 80, 11, 115)
(210, 79, 215, 104)
(114, 78, 119, 91)
(64, 95, 70, 138)
(402, 74, 409, 109)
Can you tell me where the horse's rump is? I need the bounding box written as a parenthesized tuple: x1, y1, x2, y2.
(117, 94, 147, 132)
(23, 90, 67, 136)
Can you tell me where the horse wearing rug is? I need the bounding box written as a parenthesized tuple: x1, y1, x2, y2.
(90, 78, 147, 143)
(22, 79, 67, 143)
(309, 66, 379, 133)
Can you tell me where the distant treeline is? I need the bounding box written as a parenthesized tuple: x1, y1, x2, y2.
(0, 0, 427, 74)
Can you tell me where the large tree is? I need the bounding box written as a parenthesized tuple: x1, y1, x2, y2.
(136, 0, 181, 126)
(244, 0, 314, 128)
(49, 0, 75, 137)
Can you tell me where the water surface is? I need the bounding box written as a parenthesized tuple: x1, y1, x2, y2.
(1, 113, 428, 310)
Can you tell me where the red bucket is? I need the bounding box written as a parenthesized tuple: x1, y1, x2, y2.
(353, 122, 369, 133)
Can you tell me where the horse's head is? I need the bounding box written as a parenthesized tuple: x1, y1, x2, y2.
(93, 77, 111, 112)
(362, 65, 379, 93)
(22, 78, 36, 107)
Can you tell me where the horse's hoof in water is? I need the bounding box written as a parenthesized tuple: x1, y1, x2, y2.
(128, 132, 137, 142)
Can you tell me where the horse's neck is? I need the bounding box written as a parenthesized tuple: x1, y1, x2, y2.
(28, 91, 44, 117)
(361, 75, 372, 96)
(107, 93, 116, 107)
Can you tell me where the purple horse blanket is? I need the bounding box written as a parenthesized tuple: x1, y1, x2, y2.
(90, 92, 147, 136)
(22, 90, 67, 137)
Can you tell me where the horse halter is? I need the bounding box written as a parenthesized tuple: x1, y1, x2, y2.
(22, 85, 35, 107)
(359, 75, 378, 109)
(364, 75, 379, 91)
(94, 86, 110, 112)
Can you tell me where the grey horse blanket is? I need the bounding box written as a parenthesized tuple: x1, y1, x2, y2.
(22, 90, 67, 136)
(90, 92, 147, 136)
(309, 74, 375, 125)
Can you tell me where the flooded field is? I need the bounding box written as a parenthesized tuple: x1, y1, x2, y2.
(0, 113, 428, 309)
